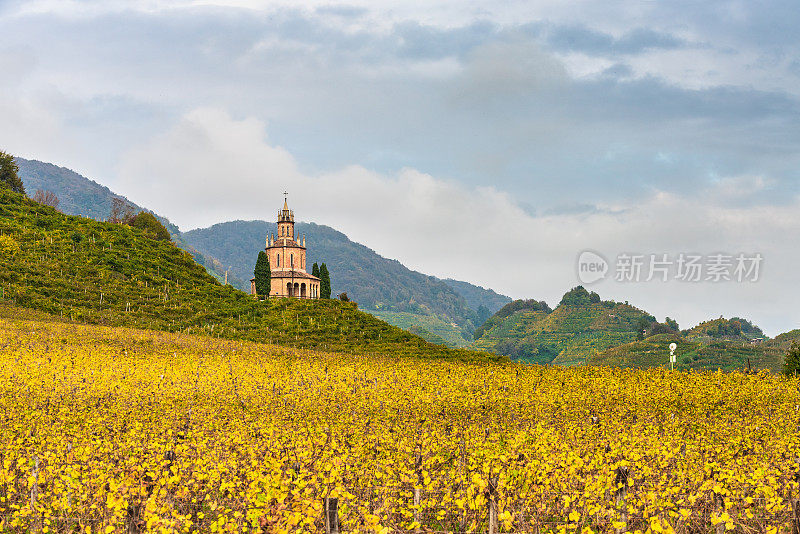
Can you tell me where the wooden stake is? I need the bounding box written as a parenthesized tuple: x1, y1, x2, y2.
(324, 497, 339, 534)
(614, 466, 629, 534)
(714, 492, 725, 534)
(487, 477, 498, 534)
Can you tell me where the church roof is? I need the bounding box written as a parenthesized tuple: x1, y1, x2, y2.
(267, 237, 305, 249)
(269, 270, 320, 281)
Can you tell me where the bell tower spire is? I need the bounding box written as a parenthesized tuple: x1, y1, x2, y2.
(277, 193, 295, 240)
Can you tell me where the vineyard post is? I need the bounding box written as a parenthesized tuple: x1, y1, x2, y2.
(614, 466, 629, 534)
(792, 458, 800, 534)
(323, 497, 339, 534)
(713, 492, 725, 534)
(487, 476, 499, 534)
(413, 453, 423, 532)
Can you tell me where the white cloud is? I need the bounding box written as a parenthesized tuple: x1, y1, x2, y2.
(118, 108, 800, 336)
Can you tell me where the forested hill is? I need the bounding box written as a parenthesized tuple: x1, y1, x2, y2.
(183, 221, 496, 340)
(441, 278, 511, 324)
(473, 285, 788, 371)
(15, 157, 247, 289)
(473, 287, 655, 366)
(15, 157, 512, 346)
(16, 158, 143, 221)
(0, 188, 497, 361)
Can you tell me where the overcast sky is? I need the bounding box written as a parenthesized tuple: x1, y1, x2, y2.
(1, 0, 799, 335)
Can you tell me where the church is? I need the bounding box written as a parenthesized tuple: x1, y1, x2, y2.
(250, 198, 321, 299)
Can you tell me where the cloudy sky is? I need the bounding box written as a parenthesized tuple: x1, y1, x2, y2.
(1, 0, 799, 334)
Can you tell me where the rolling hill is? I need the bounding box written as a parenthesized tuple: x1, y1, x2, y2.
(15, 157, 511, 347)
(473, 285, 794, 371)
(182, 220, 502, 346)
(0, 187, 499, 361)
(472, 287, 656, 366)
(587, 333, 784, 372)
(15, 157, 248, 289)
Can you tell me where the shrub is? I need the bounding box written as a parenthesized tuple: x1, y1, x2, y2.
(131, 212, 171, 241)
(0, 235, 21, 257)
(0, 151, 24, 195)
(783, 342, 800, 377)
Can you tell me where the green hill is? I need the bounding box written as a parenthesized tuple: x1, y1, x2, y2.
(16, 157, 138, 221)
(472, 286, 655, 365)
(440, 278, 511, 323)
(368, 310, 469, 347)
(587, 333, 783, 372)
(0, 188, 499, 362)
(16, 157, 511, 347)
(684, 317, 767, 342)
(15, 157, 247, 289)
(474, 285, 793, 371)
(183, 220, 501, 345)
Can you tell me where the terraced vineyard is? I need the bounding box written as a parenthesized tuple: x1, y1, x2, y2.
(473, 296, 653, 366)
(2, 310, 800, 533)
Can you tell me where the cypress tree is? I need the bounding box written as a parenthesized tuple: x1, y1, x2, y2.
(0, 151, 25, 195)
(319, 263, 331, 299)
(312, 262, 320, 278)
(254, 251, 271, 297)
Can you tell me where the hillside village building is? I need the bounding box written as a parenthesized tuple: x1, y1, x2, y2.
(250, 199, 320, 299)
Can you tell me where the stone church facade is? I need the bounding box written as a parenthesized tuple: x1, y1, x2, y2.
(250, 199, 320, 299)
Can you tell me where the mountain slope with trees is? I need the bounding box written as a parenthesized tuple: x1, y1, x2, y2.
(472, 286, 656, 365)
(473, 285, 791, 371)
(0, 188, 498, 361)
(15, 157, 247, 289)
(182, 220, 497, 345)
(15, 157, 511, 347)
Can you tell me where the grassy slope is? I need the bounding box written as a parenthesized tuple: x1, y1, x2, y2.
(16, 157, 247, 289)
(767, 329, 800, 352)
(366, 310, 469, 348)
(588, 333, 784, 372)
(473, 302, 652, 366)
(17, 157, 513, 344)
(0, 189, 498, 362)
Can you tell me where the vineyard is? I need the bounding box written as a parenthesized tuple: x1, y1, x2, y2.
(0, 189, 491, 362)
(2, 312, 800, 533)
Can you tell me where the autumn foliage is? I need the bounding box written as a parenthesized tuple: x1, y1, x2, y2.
(1, 311, 799, 533)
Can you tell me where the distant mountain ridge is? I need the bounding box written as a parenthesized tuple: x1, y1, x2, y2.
(15, 157, 512, 347)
